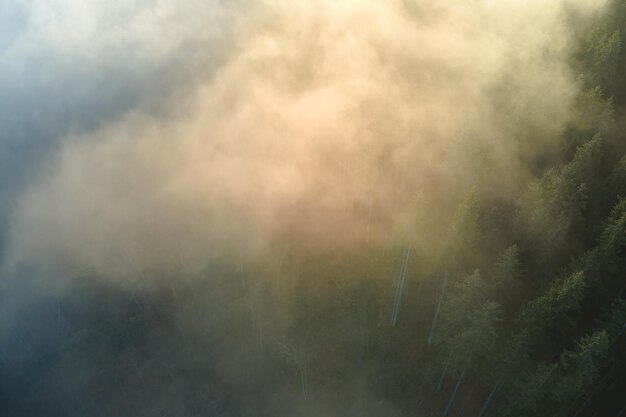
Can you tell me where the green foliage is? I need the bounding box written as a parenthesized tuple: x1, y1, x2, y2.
(499, 329, 531, 373)
(585, 29, 622, 91)
(576, 86, 615, 134)
(490, 245, 523, 308)
(599, 196, 626, 253)
(498, 362, 559, 417)
(499, 330, 609, 417)
(609, 155, 626, 196)
(521, 135, 603, 260)
(560, 330, 610, 390)
(517, 271, 587, 332)
(442, 192, 480, 272)
(446, 301, 503, 373)
(597, 297, 626, 339)
(581, 197, 626, 288)
(491, 246, 522, 283)
(439, 270, 487, 342)
(550, 331, 610, 416)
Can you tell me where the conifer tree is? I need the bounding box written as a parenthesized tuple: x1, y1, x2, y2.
(442, 301, 503, 416)
(489, 245, 523, 310)
(521, 135, 603, 262)
(516, 271, 587, 334)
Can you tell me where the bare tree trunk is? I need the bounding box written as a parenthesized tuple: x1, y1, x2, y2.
(428, 273, 448, 345)
(437, 362, 449, 391)
(301, 366, 308, 400)
(573, 398, 591, 417)
(391, 245, 411, 326)
(443, 370, 465, 417)
(478, 378, 503, 417)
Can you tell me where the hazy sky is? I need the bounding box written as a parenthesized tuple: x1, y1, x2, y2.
(0, 0, 609, 283)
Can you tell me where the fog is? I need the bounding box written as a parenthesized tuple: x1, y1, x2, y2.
(0, 0, 614, 416)
(3, 0, 606, 277)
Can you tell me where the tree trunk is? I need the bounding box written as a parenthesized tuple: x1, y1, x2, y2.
(428, 273, 448, 345)
(391, 245, 411, 326)
(301, 366, 308, 400)
(443, 370, 465, 417)
(478, 378, 502, 417)
(437, 362, 449, 391)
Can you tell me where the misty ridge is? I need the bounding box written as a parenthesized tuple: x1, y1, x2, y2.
(1, 0, 626, 416)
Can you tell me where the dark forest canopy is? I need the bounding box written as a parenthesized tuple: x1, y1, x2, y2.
(1, 1, 626, 416)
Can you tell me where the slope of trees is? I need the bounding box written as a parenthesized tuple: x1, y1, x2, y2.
(2, 2, 626, 417)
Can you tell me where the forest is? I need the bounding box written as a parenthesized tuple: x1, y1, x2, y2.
(1, 0, 626, 416)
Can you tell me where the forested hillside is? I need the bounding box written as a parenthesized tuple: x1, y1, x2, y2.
(1, 1, 626, 416)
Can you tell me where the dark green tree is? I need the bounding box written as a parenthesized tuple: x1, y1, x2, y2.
(442, 301, 503, 416)
(516, 271, 587, 334)
(520, 135, 604, 264)
(489, 245, 523, 311)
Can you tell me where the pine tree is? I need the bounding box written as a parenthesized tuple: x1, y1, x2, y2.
(429, 193, 481, 345)
(489, 245, 523, 310)
(442, 301, 503, 416)
(560, 330, 610, 392)
(478, 329, 530, 417)
(609, 156, 626, 196)
(442, 191, 480, 273)
(516, 271, 587, 334)
(554, 330, 611, 417)
(597, 298, 626, 341)
(498, 363, 559, 417)
(438, 270, 487, 343)
(500, 330, 609, 417)
(585, 29, 622, 91)
(575, 86, 615, 135)
(521, 134, 603, 255)
(447, 301, 503, 374)
(598, 197, 626, 255)
(581, 197, 626, 293)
